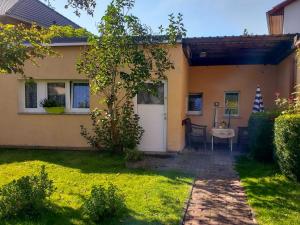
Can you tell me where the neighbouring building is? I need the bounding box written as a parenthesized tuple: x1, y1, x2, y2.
(0, 0, 299, 152)
(267, 0, 300, 35)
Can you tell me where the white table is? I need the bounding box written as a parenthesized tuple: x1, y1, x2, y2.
(211, 128, 235, 152)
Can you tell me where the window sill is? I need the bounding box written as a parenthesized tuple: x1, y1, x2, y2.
(223, 115, 241, 119)
(18, 112, 90, 115)
(187, 112, 203, 116)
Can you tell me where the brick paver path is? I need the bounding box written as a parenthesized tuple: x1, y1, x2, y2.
(182, 150, 256, 225)
(141, 149, 256, 225)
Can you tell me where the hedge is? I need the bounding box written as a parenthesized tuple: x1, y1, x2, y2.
(274, 114, 300, 182)
(248, 111, 280, 162)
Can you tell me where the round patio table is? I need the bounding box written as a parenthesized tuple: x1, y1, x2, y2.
(211, 128, 235, 152)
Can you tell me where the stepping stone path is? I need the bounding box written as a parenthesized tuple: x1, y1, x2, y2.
(141, 149, 257, 225)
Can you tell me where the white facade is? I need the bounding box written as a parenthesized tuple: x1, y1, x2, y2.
(283, 0, 300, 34)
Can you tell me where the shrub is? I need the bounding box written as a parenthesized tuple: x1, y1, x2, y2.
(82, 183, 126, 223)
(124, 148, 144, 162)
(40, 98, 61, 108)
(248, 111, 280, 162)
(274, 114, 300, 181)
(0, 166, 55, 219)
(81, 101, 144, 152)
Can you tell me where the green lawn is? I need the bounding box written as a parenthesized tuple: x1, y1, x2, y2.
(0, 149, 193, 225)
(236, 157, 300, 225)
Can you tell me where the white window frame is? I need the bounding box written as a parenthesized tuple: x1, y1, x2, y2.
(187, 93, 203, 115)
(70, 81, 90, 113)
(224, 91, 240, 117)
(19, 80, 89, 114)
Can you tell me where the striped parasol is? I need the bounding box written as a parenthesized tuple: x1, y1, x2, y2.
(253, 85, 264, 113)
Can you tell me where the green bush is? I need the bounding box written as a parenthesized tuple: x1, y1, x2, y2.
(0, 166, 55, 219)
(274, 114, 300, 182)
(82, 183, 126, 223)
(81, 101, 144, 152)
(248, 111, 280, 162)
(124, 148, 144, 162)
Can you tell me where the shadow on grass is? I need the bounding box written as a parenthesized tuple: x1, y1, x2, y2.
(0, 149, 188, 176)
(1, 203, 181, 225)
(2, 204, 83, 225)
(0, 149, 194, 182)
(235, 156, 300, 223)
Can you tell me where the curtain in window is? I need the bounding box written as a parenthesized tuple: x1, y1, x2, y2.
(47, 83, 66, 106)
(25, 82, 37, 108)
(72, 83, 90, 108)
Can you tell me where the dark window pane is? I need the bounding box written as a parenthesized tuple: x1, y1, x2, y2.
(47, 83, 65, 107)
(225, 92, 239, 115)
(25, 82, 37, 108)
(188, 94, 202, 112)
(137, 83, 164, 105)
(72, 83, 90, 108)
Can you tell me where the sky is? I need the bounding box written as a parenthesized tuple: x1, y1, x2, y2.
(47, 0, 284, 37)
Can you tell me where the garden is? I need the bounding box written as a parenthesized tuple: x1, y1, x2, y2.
(0, 149, 193, 225)
(236, 88, 300, 225)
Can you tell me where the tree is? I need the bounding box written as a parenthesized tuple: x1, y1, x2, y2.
(46, 0, 96, 16)
(0, 23, 88, 75)
(78, 0, 186, 152)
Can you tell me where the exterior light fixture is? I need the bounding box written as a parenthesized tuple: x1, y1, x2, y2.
(200, 51, 207, 58)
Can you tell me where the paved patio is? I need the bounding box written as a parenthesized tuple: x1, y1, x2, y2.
(140, 148, 256, 225)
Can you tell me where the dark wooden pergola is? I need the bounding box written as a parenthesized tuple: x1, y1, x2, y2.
(182, 35, 298, 66)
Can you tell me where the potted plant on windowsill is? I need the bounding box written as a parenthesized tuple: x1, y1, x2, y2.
(40, 99, 65, 114)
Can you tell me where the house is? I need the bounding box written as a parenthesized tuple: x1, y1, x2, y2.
(267, 0, 300, 34)
(0, 0, 80, 28)
(0, 0, 299, 152)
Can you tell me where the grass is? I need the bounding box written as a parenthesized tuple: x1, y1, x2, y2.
(236, 157, 300, 225)
(0, 149, 193, 225)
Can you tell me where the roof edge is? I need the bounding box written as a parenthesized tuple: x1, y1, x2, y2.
(5, 0, 81, 28)
(267, 0, 297, 15)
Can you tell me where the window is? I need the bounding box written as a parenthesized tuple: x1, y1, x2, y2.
(47, 83, 66, 107)
(21, 80, 90, 113)
(187, 93, 203, 115)
(137, 83, 164, 105)
(225, 92, 239, 116)
(25, 82, 37, 108)
(72, 82, 90, 109)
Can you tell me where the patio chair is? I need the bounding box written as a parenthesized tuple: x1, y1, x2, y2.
(237, 126, 249, 150)
(183, 118, 207, 150)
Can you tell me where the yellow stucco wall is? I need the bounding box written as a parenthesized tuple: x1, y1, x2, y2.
(276, 53, 296, 98)
(0, 46, 91, 148)
(0, 45, 188, 151)
(187, 65, 278, 142)
(166, 45, 189, 151)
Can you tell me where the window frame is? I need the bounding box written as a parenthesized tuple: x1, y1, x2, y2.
(224, 91, 240, 117)
(70, 81, 90, 113)
(187, 93, 203, 116)
(20, 80, 89, 114)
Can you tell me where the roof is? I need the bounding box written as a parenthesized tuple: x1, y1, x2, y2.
(50, 37, 88, 46)
(182, 34, 298, 66)
(267, 0, 297, 15)
(0, 0, 80, 28)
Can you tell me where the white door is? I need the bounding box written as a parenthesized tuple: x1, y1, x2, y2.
(136, 83, 167, 152)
